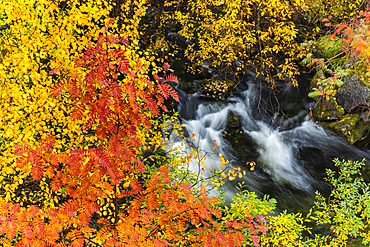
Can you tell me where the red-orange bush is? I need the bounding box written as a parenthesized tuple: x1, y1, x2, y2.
(1, 30, 265, 246)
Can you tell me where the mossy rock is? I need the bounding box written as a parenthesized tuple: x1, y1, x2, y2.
(336, 74, 370, 112)
(199, 101, 229, 108)
(194, 79, 236, 100)
(322, 113, 370, 144)
(359, 75, 370, 88)
(222, 111, 258, 161)
(226, 111, 242, 129)
(223, 130, 258, 162)
(313, 97, 345, 121)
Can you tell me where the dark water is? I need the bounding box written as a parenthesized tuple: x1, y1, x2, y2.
(165, 81, 370, 214)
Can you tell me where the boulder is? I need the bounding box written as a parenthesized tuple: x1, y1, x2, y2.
(226, 111, 243, 129)
(313, 97, 345, 121)
(223, 111, 258, 161)
(336, 75, 370, 112)
(322, 113, 370, 146)
(193, 79, 236, 100)
(310, 74, 370, 149)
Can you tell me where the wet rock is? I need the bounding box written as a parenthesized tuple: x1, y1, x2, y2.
(310, 74, 370, 148)
(278, 110, 309, 130)
(178, 97, 200, 120)
(177, 80, 202, 95)
(353, 131, 370, 150)
(223, 111, 258, 161)
(199, 102, 228, 108)
(336, 75, 370, 112)
(193, 79, 236, 100)
(167, 32, 188, 50)
(313, 97, 345, 121)
(322, 113, 370, 145)
(226, 111, 243, 129)
(226, 131, 259, 163)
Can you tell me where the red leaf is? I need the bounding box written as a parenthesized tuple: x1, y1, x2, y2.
(322, 18, 329, 22)
(93, 150, 111, 168)
(41, 136, 56, 150)
(49, 67, 63, 75)
(164, 74, 178, 83)
(157, 82, 171, 100)
(71, 104, 85, 120)
(51, 79, 67, 97)
(31, 162, 45, 181)
(200, 185, 207, 199)
(14, 143, 28, 156)
(163, 62, 170, 72)
(170, 89, 179, 102)
(119, 37, 130, 47)
(106, 18, 115, 26)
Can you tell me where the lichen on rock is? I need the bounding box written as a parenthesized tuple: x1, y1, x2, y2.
(336, 75, 370, 112)
(323, 113, 370, 145)
(313, 97, 345, 121)
(194, 79, 236, 100)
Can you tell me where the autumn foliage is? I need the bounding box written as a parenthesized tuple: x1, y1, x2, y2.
(302, 7, 370, 105)
(0, 9, 267, 245)
(1, 0, 369, 246)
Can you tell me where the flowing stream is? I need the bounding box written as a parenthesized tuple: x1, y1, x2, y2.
(166, 81, 370, 213)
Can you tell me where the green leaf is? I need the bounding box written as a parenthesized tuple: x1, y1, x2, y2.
(308, 91, 320, 97)
(336, 80, 343, 86)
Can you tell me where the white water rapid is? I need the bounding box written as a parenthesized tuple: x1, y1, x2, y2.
(166, 82, 370, 210)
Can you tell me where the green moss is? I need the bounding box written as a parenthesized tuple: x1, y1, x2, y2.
(359, 79, 370, 89)
(197, 79, 236, 99)
(313, 98, 345, 121)
(226, 111, 242, 128)
(199, 102, 228, 108)
(323, 114, 370, 144)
